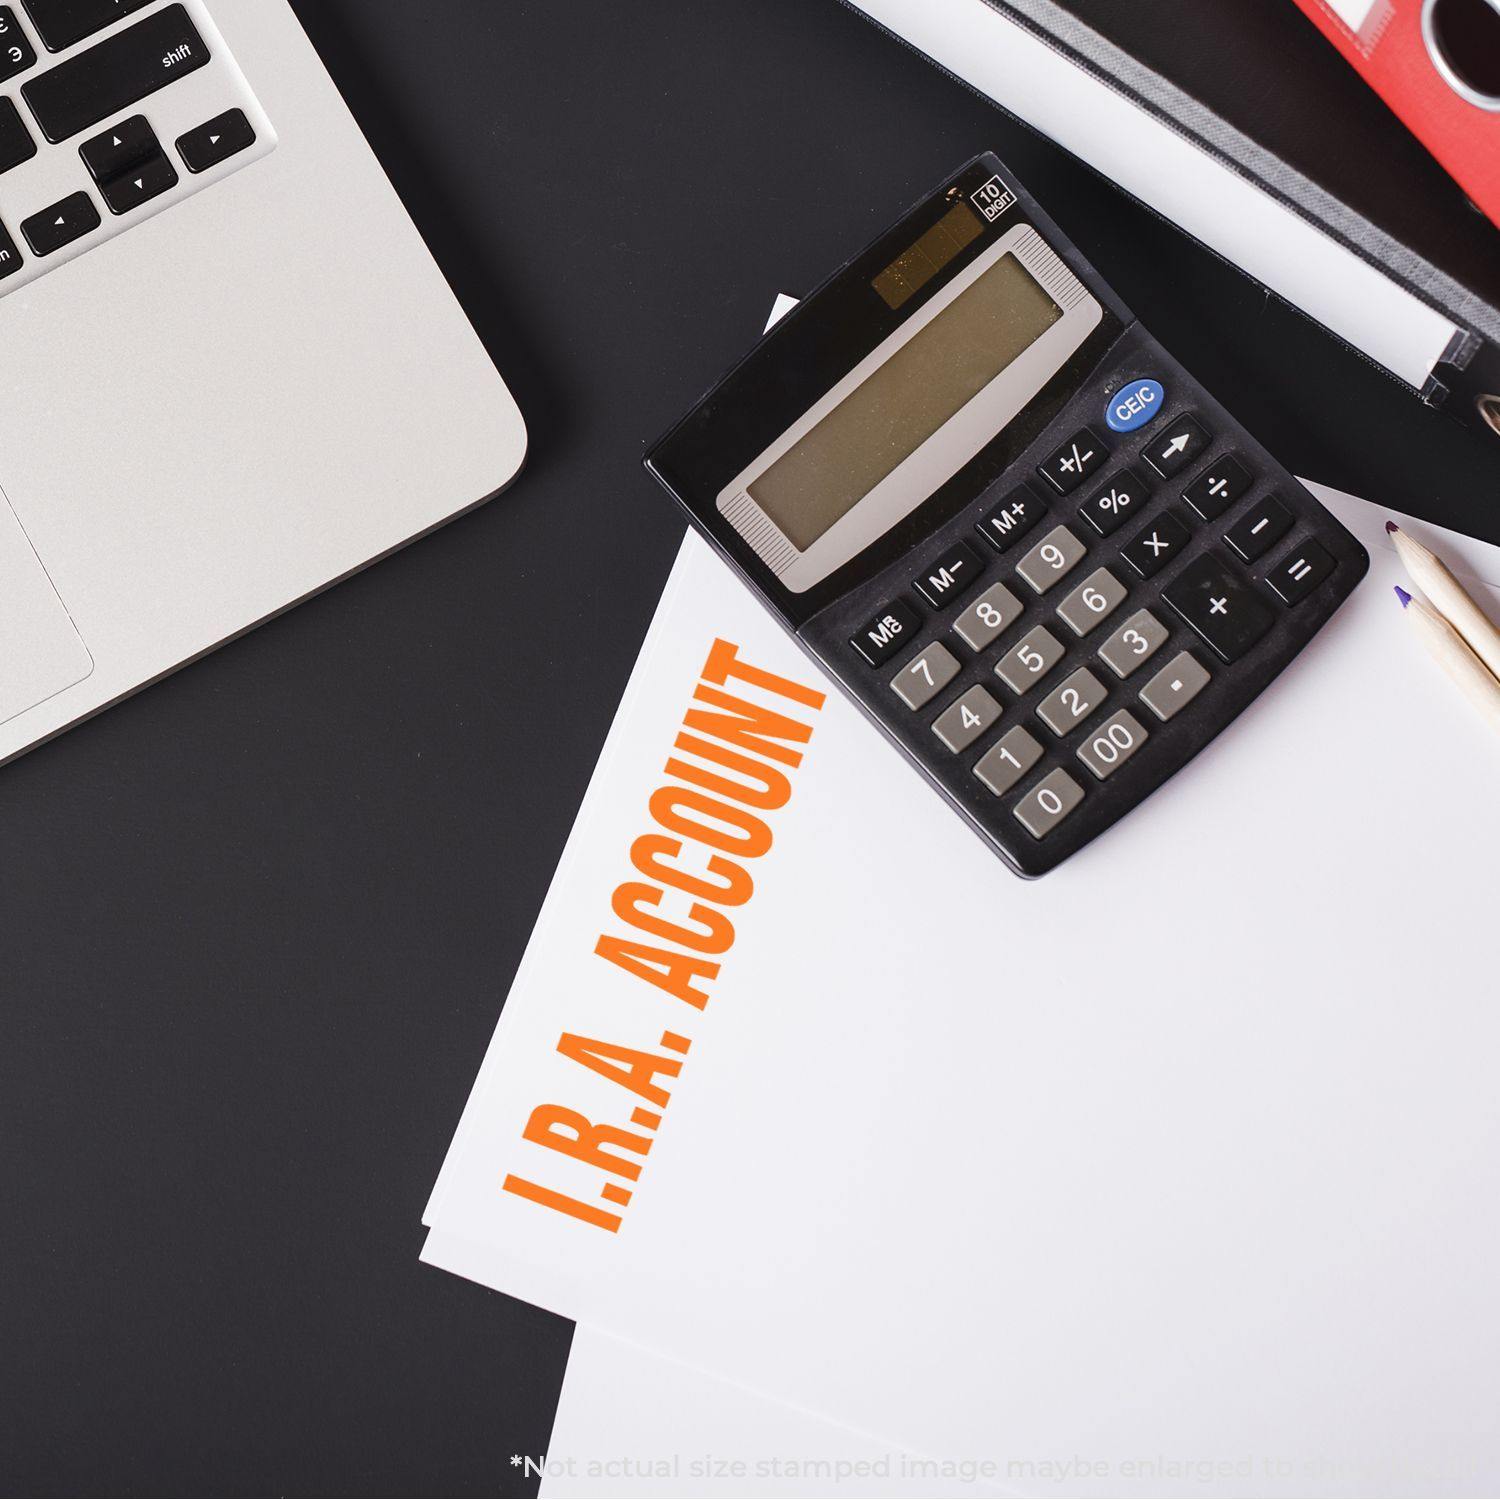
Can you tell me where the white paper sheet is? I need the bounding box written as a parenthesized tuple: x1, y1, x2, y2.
(426, 487, 1500, 1497)
(537, 1322, 985, 1499)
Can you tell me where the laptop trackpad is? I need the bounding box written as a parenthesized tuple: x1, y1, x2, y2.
(0, 491, 93, 728)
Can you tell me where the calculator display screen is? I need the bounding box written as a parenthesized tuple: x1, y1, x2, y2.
(747, 257, 1062, 551)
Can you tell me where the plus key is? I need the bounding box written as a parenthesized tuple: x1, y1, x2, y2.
(1162, 552, 1273, 663)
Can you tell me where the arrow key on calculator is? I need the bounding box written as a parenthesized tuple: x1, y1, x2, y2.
(1143, 415, 1210, 478)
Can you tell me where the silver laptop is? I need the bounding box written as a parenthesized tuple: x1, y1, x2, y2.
(0, 0, 527, 764)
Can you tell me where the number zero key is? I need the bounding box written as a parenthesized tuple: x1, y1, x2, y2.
(1013, 768, 1085, 838)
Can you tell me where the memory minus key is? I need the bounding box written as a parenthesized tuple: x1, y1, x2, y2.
(22, 4, 208, 144)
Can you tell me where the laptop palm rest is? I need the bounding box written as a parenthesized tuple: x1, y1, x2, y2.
(0, 490, 93, 730)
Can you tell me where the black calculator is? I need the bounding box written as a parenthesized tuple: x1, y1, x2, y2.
(645, 154, 1368, 876)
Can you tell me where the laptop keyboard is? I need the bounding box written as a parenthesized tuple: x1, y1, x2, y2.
(0, 0, 272, 294)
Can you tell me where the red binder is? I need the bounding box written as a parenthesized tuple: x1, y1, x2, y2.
(1291, 0, 1500, 229)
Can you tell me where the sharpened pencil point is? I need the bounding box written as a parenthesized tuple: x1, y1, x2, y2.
(1386, 521, 1400, 534)
(1395, 586, 1412, 608)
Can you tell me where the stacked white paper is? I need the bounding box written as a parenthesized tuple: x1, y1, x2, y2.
(422, 481, 1500, 1497)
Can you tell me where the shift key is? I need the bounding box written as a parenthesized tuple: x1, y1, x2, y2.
(23, 5, 208, 144)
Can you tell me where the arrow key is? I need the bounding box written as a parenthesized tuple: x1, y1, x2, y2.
(21, 191, 100, 256)
(177, 108, 255, 173)
(100, 149, 177, 214)
(80, 114, 158, 181)
(1142, 415, 1211, 479)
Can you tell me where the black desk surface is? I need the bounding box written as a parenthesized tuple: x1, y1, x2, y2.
(4, 3, 1496, 1496)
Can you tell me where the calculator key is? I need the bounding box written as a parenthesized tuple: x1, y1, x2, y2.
(995, 625, 1065, 693)
(932, 685, 1001, 753)
(1078, 467, 1149, 537)
(1056, 567, 1127, 636)
(0, 95, 35, 174)
(0, 6, 36, 82)
(98, 148, 176, 213)
(974, 726, 1043, 796)
(1077, 709, 1149, 780)
(20, 190, 98, 254)
(1015, 524, 1086, 593)
(851, 599, 920, 668)
(0, 218, 21, 279)
(1139, 651, 1211, 721)
(891, 642, 959, 710)
(1142, 415, 1211, 479)
(1224, 496, 1292, 563)
(21, 0, 153, 51)
(1103, 377, 1165, 434)
(1038, 427, 1107, 494)
(913, 539, 982, 608)
(22, 6, 208, 144)
(1097, 608, 1168, 678)
(176, 108, 255, 173)
(952, 581, 1023, 651)
(1013, 768, 1085, 839)
(1036, 667, 1106, 736)
(977, 484, 1046, 554)
(1162, 553, 1273, 663)
(1183, 456, 1252, 521)
(1120, 511, 1190, 579)
(1266, 540, 1336, 606)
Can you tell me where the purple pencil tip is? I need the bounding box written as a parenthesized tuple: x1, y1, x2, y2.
(1395, 586, 1412, 608)
(1385, 520, 1400, 534)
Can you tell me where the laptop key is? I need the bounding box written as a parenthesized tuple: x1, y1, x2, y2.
(177, 108, 255, 173)
(22, 5, 208, 143)
(0, 6, 37, 81)
(80, 112, 156, 180)
(99, 148, 175, 214)
(21, 189, 98, 254)
(0, 217, 21, 278)
(20, 0, 152, 52)
(0, 94, 36, 173)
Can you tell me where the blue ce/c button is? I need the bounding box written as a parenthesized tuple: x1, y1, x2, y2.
(1105, 378, 1165, 433)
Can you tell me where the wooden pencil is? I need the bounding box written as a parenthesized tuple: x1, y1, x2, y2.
(1387, 521, 1500, 684)
(1395, 586, 1500, 737)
